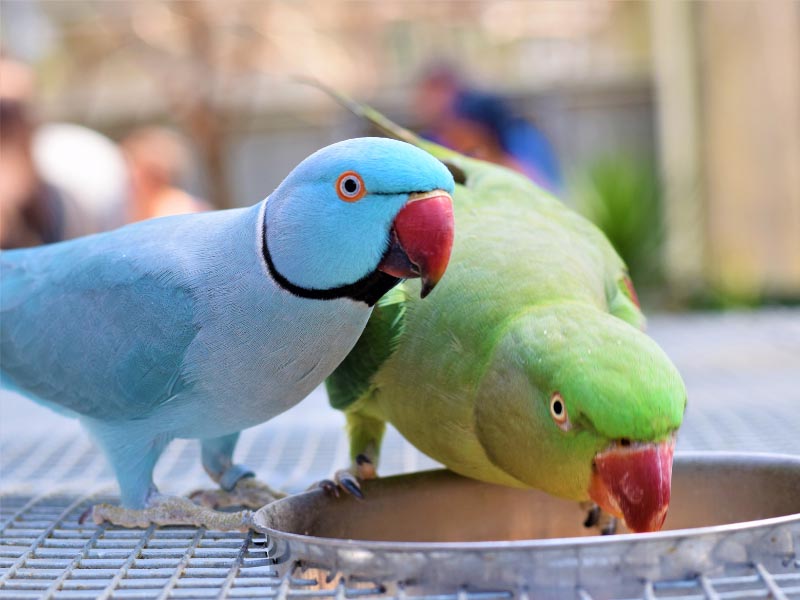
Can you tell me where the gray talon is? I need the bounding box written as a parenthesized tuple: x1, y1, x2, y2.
(579, 501, 617, 535)
(78, 506, 94, 526)
(334, 469, 364, 499)
(317, 479, 340, 497)
(583, 505, 600, 528)
(601, 517, 618, 535)
(316, 465, 375, 499)
(341, 477, 364, 499)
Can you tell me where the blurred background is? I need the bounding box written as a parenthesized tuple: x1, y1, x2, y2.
(2, 0, 798, 309)
(1, 7, 799, 593)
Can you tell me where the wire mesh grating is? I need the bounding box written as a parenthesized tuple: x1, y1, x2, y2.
(0, 495, 288, 599)
(2, 493, 799, 599)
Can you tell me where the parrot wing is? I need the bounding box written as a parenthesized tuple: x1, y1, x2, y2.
(1, 220, 200, 421)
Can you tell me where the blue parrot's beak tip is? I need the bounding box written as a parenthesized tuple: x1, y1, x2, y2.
(377, 190, 454, 297)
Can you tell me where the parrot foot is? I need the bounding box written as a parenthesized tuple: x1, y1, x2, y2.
(580, 502, 618, 535)
(312, 470, 363, 499)
(582, 504, 601, 528)
(600, 516, 618, 535)
(313, 455, 376, 499)
(89, 494, 254, 531)
(354, 453, 377, 479)
(189, 477, 286, 510)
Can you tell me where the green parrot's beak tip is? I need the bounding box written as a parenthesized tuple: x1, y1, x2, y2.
(588, 436, 675, 533)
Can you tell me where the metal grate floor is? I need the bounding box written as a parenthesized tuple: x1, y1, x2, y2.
(2, 309, 800, 599)
(1, 493, 799, 600)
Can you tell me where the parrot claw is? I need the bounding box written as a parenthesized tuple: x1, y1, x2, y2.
(580, 502, 618, 535)
(311, 453, 378, 499)
(77, 505, 94, 526)
(189, 477, 286, 510)
(601, 517, 618, 536)
(315, 479, 341, 497)
(88, 494, 254, 531)
(336, 470, 364, 499)
(582, 504, 601, 528)
(311, 468, 370, 500)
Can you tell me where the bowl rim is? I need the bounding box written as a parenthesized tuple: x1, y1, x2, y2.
(253, 451, 800, 551)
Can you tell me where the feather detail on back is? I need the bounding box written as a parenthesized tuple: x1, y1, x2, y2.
(1, 218, 201, 420)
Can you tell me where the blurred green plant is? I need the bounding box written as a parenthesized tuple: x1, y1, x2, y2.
(570, 155, 663, 297)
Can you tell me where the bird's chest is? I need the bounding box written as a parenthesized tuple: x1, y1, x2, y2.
(185, 291, 370, 435)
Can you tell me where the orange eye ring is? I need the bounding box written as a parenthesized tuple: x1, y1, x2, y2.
(336, 171, 366, 202)
(550, 392, 571, 431)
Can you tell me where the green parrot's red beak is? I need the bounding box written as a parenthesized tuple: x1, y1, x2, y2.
(588, 437, 675, 533)
(378, 190, 454, 298)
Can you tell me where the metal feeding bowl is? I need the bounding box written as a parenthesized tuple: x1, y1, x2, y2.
(254, 452, 800, 596)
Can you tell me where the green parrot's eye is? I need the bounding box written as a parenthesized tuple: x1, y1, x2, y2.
(550, 392, 571, 431)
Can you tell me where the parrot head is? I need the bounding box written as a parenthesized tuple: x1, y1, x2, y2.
(264, 137, 455, 300)
(474, 303, 686, 533)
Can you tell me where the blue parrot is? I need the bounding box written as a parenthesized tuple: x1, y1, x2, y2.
(1, 137, 455, 530)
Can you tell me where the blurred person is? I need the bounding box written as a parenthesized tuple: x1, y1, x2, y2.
(413, 67, 562, 193)
(0, 56, 129, 248)
(0, 53, 35, 103)
(121, 127, 209, 223)
(0, 99, 63, 248)
(33, 123, 129, 237)
(450, 90, 562, 193)
(413, 63, 462, 132)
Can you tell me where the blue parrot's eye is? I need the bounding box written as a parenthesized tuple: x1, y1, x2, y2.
(337, 171, 366, 202)
(550, 392, 571, 431)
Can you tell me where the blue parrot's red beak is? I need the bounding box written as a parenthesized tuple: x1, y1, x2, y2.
(588, 437, 675, 533)
(378, 190, 454, 298)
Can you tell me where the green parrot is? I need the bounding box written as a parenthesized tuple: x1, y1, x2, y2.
(324, 98, 686, 534)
